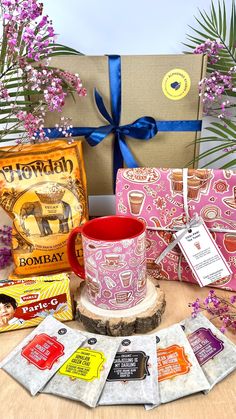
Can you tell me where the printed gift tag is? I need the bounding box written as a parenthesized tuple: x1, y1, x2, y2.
(174, 220, 232, 287)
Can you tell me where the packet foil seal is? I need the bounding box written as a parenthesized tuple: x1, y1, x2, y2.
(145, 323, 210, 409)
(0, 315, 86, 396)
(180, 313, 236, 392)
(42, 332, 120, 408)
(99, 334, 159, 405)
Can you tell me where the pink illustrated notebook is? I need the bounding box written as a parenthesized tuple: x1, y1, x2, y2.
(116, 168, 236, 291)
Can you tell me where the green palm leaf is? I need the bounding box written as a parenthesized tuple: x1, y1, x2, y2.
(186, 1, 236, 63)
(0, 20, 84, 145)
(185, 1, 236, 169)
(188, 119, 236, 168)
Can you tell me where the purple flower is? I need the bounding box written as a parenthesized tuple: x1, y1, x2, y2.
(190, 298, 201, 317)
(2, 0, 55, 60)
(194, 40, 224, 64)
(0, 82, 10, 101)
(0, 247, 12, 269)
(0, 0, 87, 146)
(199, 70, 233, 116)
(0, 226, 12, 246)
(188, 289, 236, 335)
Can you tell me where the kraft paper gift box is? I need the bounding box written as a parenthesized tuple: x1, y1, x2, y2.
(116, 168, 236, 291)
(45, 54, 207, 195)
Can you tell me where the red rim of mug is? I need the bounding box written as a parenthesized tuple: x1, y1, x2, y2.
(80, 215, 145, 242)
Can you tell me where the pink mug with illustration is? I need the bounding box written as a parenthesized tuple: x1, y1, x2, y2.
(67, 215, 146, 309)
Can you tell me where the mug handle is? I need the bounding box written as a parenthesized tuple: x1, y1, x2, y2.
(67, 226, 86, 279)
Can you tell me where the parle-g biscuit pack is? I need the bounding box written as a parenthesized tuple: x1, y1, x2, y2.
(0, 273, 73, 333)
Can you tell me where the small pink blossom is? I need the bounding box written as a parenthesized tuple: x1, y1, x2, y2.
(16, 110, 46, 139)
(194, 39, 224, 64)
(189, 289, 236, 334)
(0, 0, 86, 146)
(199, 71, 233, 117)
(0, 82, 10, 100)
(2, 0, 55, 60)
(57, 70, 87, 96)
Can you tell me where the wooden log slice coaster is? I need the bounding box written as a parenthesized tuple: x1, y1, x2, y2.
(76, 277, 166, 336)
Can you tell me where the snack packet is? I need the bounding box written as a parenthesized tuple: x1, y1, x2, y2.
(146, 324, 210, 409)
(0, 140, 88, 277)
(42, 332, 120, 407)
(0, 316, 86, 396)
(0, 273, 73, 333)
(180, 313, 236, 391)
(99, 335, 159, 405)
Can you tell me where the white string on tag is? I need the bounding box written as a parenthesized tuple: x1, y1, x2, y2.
(155, 168, 197, 265)
(182, 168, 189, 224)
(153, 168, 235, 269)
(154, 215, 202, 265)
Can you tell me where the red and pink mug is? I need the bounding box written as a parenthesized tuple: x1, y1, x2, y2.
(67, 216, 147, 310)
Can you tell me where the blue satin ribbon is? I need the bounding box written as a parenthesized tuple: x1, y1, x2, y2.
(43, 55, 202, 191)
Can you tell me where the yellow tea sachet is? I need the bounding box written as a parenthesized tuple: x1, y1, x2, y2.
(0, 140, 88, 277)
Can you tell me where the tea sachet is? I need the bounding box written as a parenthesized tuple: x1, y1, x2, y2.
(0, 316, 86, 396)
(146, 323, 210, 409)
(99, 334, 159, 405)
(180, 313, 236, 391)
(42, 332, 120, 407)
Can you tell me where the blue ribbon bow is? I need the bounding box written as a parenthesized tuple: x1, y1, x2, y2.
(44, 55, 202, 192)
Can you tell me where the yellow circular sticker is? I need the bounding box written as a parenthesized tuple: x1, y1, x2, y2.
(162, 68, 191, 100)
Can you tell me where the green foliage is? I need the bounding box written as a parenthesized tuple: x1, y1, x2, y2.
(0, 11, 83, 144)
(185, 0, 236, 168)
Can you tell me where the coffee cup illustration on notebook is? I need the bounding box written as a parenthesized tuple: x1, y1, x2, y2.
(128, 191, 145, 215)
(223, 187, 236, 210)
(224, 233, 236, 253)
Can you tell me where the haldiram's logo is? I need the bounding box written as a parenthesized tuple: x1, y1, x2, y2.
(0, 157, 73, 183)
(162, 68, 191, 100)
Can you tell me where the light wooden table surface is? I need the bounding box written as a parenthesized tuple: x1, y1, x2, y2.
(1, 278, 236, 419)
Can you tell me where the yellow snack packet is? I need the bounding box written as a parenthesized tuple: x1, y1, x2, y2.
(0, 273, 73, 333)
(0, 140, 88, 277)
